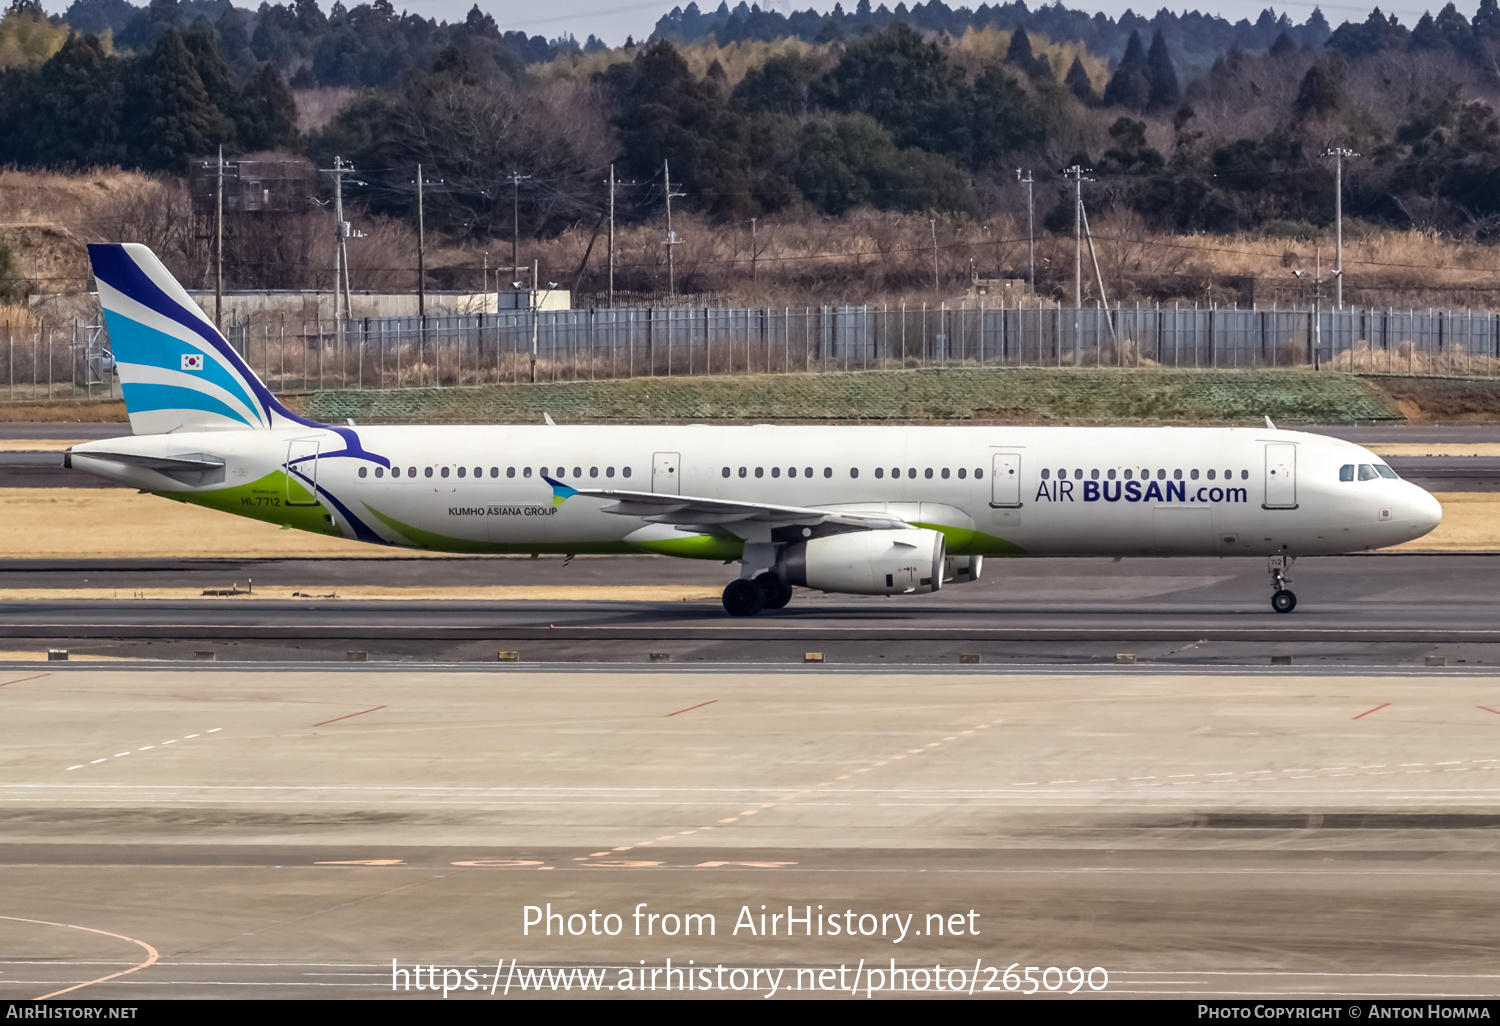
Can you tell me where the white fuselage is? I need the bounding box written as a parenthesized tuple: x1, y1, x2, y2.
(70, 424, 1442, 559)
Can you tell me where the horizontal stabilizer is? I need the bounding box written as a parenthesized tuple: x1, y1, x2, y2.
(67, 449, 226, 486)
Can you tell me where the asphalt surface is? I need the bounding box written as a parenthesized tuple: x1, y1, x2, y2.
(1, 554, 1499, 666)
(4, 668, 1500, 1000)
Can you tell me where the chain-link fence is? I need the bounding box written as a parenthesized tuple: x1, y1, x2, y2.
(8, 302, 1500, 402)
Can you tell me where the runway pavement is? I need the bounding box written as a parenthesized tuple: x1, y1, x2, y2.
(1, 553, 1499, 665)
(3, 667, 1500, 1000)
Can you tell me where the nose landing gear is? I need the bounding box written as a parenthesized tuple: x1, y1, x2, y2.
(1268, 555, 1296, 613)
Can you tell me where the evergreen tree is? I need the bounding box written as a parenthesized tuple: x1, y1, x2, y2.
(129, 28, 231, 171)
(1295, 54, 1345, 117)
(1064, 55, 1095, 104)
(1145, 29, 1178, 111)
(235, 63, 298, 151)
(1102, 29, 1149, 110)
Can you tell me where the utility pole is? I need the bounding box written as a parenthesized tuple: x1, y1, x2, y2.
(1016, 168, 1035, 290)
(1323, 147, 1357, 308)
(750, 217, 758, 284)
(607, 163, 615, 308)
(319, 156, 357, 342)
(507, 171, 531, 285)
(416, 163, 425, 320)
(929, 219, 939, 291)
(1063, 165, 1090, 309)
(664, 160, 684, 298)
(528, 262, 558, 384)
(214, 145, 224, 332)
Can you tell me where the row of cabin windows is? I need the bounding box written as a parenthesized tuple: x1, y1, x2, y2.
(358, 465, 635, 480)
(720, 466, 985, 480)
(1340, 463, 1399, 481)
(357, 463, 989, 482)
(1041, 467, 1251, 482)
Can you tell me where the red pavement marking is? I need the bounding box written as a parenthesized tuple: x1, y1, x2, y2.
(1480, 707, 1500, 716)
(666, 700, 718, 718)
(0, 674, 50, 688)
(312, 705, 387, 727)
(1353, 703, 1391, 720)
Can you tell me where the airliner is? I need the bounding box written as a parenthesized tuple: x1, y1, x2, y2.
(66, 243, 1443, 616)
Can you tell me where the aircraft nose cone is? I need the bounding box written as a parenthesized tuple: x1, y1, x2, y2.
(1412, 488, 1443, 537)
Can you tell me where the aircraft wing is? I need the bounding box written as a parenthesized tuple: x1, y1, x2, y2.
(544, 477, 907, 529)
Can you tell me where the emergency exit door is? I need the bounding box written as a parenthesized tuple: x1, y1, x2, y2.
(285, 439, 319, 505)
(1264, 443, 1297, 509)
(652, 452, 681, 495)
(990, 453, 1021, 507)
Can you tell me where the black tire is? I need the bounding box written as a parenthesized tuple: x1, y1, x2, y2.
(723, 578, 765, 617)
(1271, 589, 1297, 614)
(755, 572, 793, 610)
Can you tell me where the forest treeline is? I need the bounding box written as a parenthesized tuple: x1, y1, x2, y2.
(8, 0, 1500, 292)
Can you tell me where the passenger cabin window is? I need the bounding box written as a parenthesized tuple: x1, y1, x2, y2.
(850, 468, 859, 478)
(875, 468, 885, 479)
(957, 468, 966, 479)
(1041, 469, 1050, 480)
(442, 467, 450, 478)
(359, 467, 368, 478)
(375, 467, 383, 478)
(975, 468, 983, 479)
(607, 468, 615, 478)
(425, 467, 434, 478)
(622, 467, 631, 478)
(507, 467, 515, 478)
(457, 467, 465, 478)
(755, 467, 764, 478)
(523, 467, 532, 478)
(941, 468, 950, 479)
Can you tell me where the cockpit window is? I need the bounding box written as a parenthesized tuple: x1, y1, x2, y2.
(1358, 464, 1380, 481)
(1339, 464, 1354, 482)
(1375, 464, 1399, 479)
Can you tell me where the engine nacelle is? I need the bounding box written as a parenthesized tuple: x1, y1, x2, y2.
(944, 554, 982, 585)
(781, 528, 946, 596)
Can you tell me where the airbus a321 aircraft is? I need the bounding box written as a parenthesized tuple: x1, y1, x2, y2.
(68, 243, 1443, 616)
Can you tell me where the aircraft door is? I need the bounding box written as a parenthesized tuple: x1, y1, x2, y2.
(652, 452, 681, 495)
(990, 453, 1021, 507)
(1264, 444, 1297, 509)
(285, 440, 320, 505)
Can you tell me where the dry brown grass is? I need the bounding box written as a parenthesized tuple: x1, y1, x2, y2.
(421, 210, 1500, 310)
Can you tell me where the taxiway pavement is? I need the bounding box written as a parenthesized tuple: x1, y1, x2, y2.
(3, 668, 1500, 999)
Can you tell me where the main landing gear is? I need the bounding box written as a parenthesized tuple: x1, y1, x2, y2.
(1268, 555, 1297, 614)
(721, 573, 793, 617)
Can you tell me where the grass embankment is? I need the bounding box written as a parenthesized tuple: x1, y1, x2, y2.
(297, 368, 1402, 426)
(19, 368, 1500, 427)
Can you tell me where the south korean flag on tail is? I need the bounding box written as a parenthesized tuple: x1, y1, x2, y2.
(181, 353, 204, 371)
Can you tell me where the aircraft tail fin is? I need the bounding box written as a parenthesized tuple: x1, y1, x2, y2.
(88, 243, 316, 435)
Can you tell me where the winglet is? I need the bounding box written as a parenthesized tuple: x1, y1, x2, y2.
(541, 474, 577, 508)
(1265, 415, 1276, 430)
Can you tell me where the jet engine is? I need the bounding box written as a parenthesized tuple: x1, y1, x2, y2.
(944, 554, 982, 584)
(780, 528, 946, 595)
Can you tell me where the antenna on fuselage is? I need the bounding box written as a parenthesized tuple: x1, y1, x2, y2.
(543, 412, 556, 426)
(1265, 416, 1276, 430)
